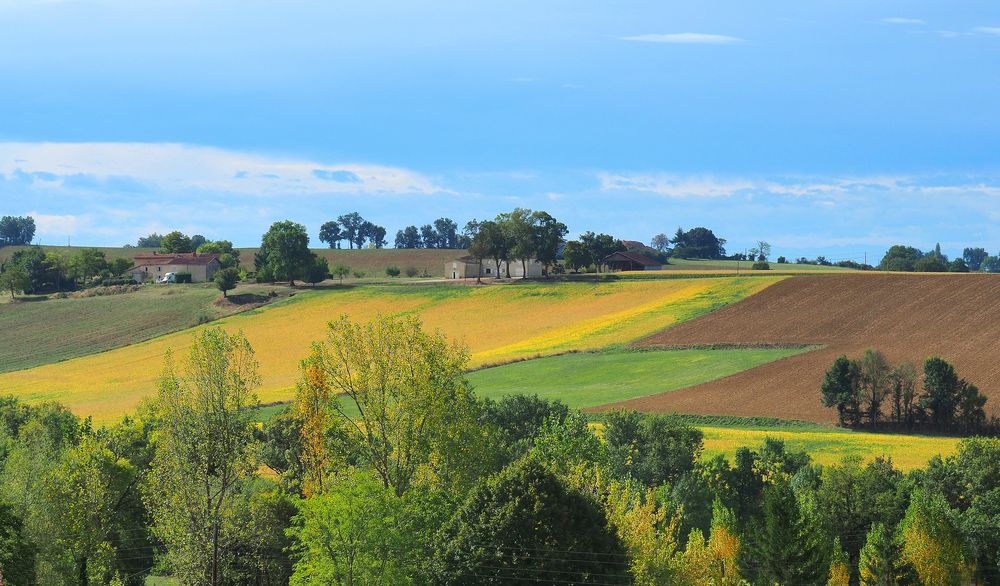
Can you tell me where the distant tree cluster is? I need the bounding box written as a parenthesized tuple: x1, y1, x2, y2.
(878, 244, 997, 273)
(467, 209, 569, 277)
(394, 217, 471, 249)
(822, 351, 990, 432)
(318, 213, 387, 249)
(669, 227, 727, 259)
(0, 215, 36, 247)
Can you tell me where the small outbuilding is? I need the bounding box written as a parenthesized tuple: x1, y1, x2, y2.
(601, 251, 663, 271)
(130, 252, 222, 283)
(445, 256, 544, 279)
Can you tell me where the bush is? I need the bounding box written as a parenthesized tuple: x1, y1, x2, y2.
(776, 256, 788, 264)
(752, 261, 770, 270)
(385, 266, 401, 277)
(404, 266, 419, 278)
(352, 271, 366, 279)
(175, 272, 193, 284)
(100, 278, 137, 287)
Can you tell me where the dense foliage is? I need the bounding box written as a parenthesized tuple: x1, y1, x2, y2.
(1, 318, 998, 584)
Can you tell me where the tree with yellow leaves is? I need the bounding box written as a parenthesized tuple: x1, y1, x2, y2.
(898, 489, 968, 586)
(675, 503, 743, 586)
(827, 538, 850, 586)
(602, 479, 681, 585)
(295, 345, 332, 497)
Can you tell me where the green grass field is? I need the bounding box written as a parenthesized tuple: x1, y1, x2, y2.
(663, 258, 856, 271)
(466, 347, 811, 409)
(0, 282, 292, 373)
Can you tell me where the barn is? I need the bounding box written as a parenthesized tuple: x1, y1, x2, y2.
(601, 251, 663, 271)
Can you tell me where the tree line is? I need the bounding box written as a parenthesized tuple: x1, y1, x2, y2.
(394, 218, 471, 249)
(879, 244, 1000, 273)
(1, 316, 998, 584)
(465, 208, 568, 277)
(821, 350, 992, 433)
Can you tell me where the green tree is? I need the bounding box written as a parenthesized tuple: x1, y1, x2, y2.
(318, 220, 342, 248)
(858, 349, 892, 427)
(604, 410, 703, 486)
(745, 481, 828, 585)
(962, 247, 988, 271)
(670, 227, 727, 259)
(136, 233, 163, 248)
(0, 266, 29, 300)
(160, 230, 194, 253)
(473, 219, 514, 277)
(821, 355, 861, 427)
(878, 245, 923, 272)
(256, 220, 313, 285)
(306, 256, 331, 286)
(70, 248, 108, 284)
(289, 471, 415, 586)
(530, 210, 568, 275)
(562, 240, 593, 272)
(0, 215, 35, 246)
(0, 503, 36, 585)
(336, 212, 365, 249)
(580, 231, 626, 271)
(394, 225, 421, 249)
(197, 240, 240, 268)
(858, 522, 910, 586)
(385, 265, 400, 277)
(214, 266, 240, 298)
(302, 315, 487, 496)
(145, 328, 261, 586)
(435, 458, 629, 585)
(650, 233, 670, 253)
(889, 361, 919, 426)
(920, 357, 960, 426)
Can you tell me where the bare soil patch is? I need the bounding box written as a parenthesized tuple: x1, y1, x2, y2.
(600, 274, 1000, 422)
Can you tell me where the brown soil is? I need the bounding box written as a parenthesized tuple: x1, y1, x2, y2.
(599, 274, 1000, 422)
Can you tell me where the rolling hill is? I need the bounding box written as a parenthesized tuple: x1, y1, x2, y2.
(604, 274, 1000, 422)
(0, 276, 781, 422)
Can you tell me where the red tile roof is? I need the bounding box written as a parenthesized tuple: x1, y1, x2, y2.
(132, 252, 221, 266)
(602, 251, 662, 267)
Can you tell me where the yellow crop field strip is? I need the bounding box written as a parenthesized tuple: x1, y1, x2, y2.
(0, 277, 782, 422)
(700, 426, 959, 471)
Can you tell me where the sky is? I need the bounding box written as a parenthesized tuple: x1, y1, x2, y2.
(1, 0, 999, 262)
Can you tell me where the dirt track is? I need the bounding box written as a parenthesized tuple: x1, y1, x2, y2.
(599, 274, 1000, 422)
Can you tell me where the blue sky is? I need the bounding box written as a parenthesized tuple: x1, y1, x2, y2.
(1, 0, 999, 261)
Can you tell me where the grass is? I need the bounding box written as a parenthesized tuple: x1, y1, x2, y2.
(467, 347, 810, 409)
(699, 425, 959, 471)
(0, 276, 782, 422)
(0, 282, 291, 373)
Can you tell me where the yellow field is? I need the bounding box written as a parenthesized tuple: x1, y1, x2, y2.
(700, 426, 959, 471)
(0, 277, 782, 422)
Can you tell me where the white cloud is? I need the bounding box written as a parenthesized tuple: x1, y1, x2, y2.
(596, 172, 1000, 199)
(975, 27, 1000, 36)
(620, 33, 743, 45)
(28, 212, 85, 236)
(882, 17, 925, 25)
(0, 142, 447, 197)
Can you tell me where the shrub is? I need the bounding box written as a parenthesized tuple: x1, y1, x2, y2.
(385, 266, 401, 277)
(352, 271, 366, 279)
(752, 261, 771, 270)
(404, 266, 419, 278)
(175, 272, 193, 284)
(776, 256, 788, 264)
(100, 278, 137, 287)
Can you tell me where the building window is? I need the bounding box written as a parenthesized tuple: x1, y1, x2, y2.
(485, 268, 491, 274)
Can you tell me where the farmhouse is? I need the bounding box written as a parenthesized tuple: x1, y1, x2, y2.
(602, 251, 663, 271)
(129, 252, 222, 283)
(446, 256, 544, 279)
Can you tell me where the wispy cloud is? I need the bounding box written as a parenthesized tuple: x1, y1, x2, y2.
(975, 26, 1000, 36)
(882, 17, 925, 25)
(620, 33, 744, 45)
(596, 172, 1000, 199)
(0, 142, 447, 197)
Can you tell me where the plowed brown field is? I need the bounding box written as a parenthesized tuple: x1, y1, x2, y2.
(599, 274, 1000, 422)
